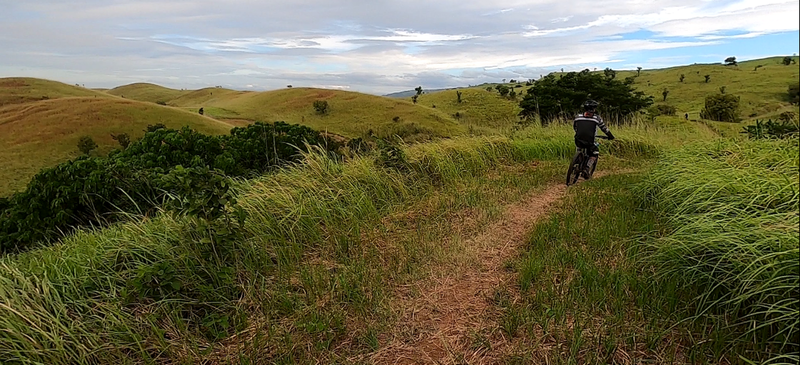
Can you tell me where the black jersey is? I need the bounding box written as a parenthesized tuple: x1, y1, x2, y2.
(573, 112, 611, 145)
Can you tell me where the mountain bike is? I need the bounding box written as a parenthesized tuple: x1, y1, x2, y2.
(566, 135, 609, 186)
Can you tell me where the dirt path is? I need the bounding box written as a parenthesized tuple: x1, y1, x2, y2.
(369, 180, 573, 364)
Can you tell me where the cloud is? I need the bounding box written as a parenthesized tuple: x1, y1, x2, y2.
(0, 0, 797, 94)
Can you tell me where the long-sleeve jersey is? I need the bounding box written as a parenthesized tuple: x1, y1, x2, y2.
(573, 112, 612, 144)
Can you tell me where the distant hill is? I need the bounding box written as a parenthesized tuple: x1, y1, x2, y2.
(384, 87, 462, 98)
(0, 77, 112, 107)
(0, 89, 234, 196)
(106, 83, 191, 104)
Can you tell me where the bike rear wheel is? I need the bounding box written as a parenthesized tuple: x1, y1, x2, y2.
(587, 156, 598, 179)
(566, 152, 583, 186)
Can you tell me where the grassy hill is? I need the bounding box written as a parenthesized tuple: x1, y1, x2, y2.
(106, 83, 190, 104)
(0, 77, 112, 107)
(168, 87, 466, 140)
(0, 97, 234, 195)
(616, 56, 799, 121)
(409, 87, 523, 133)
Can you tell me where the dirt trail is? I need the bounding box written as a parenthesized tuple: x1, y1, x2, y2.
(369, 180, 574, 364)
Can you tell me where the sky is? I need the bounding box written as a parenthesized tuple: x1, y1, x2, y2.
(0, 0, 798, 95)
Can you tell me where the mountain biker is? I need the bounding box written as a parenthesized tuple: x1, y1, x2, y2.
(573, 100, 614, 176)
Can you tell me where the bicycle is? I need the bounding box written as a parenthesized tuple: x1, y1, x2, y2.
(566, 135, 609, 186)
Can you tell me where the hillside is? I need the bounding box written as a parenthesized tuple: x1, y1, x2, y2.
(106, 83, 190, 104)
(0, 97, 234, 195)
(409, 87, 523, 133)
(611, 56, 799, 121)
(168, 87, 466, 140)
(0, 77, 113, 107)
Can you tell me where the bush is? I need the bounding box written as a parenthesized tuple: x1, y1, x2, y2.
(650, 104, 677, 116)
(783, 56, 794, 65)
(724, 56, 737, 66)
(77, 136, 98, 155)
(700, 93, 740, 122)
(742, 119, 799, 139)
(313, 100, 329, 114)
(0, 122, 338, 253)
(789, 83, 800, 104)
(111, 133, 130, 149)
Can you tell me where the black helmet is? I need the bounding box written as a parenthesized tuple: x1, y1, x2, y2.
(583, 99, 599, 111)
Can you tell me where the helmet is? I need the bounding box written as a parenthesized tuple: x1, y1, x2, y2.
(583, 99, 599, 111)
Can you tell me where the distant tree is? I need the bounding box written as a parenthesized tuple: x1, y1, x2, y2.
(392, 116, 401, 123)
(509, 79, 517, 83)
(77, 136, 98, 155)
(287, 85, 292, 88)
(313, 100, 329, 114)
(111, 133, 130, 149)
(754, 65, 764, 71)
(662, 88, 669, 101)
(704, 74, 711, 83)
(701, 93, 740, 122)
(518, 69, 653, 124)
(145, 123, 167, 133)
(603, 68, 616, 80)
(456, 90, 463, 103)
(719, 86, 727, 94)
(486, 86, 493, 92)
(198, 107, 204, 115)
(724, 57, 737, 66)
(496, 85, 510, 97)
(636, 66, 642, 77)
(788, 83, 800, 104)
(411, 95, 418, 104)
(414, 86, 423, 96)
(679, 74, 685, 83)
(783, 56, 793, 65)
(502, 79, 506, 83)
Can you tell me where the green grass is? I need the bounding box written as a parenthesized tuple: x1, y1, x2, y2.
(411, 87, 523, 134)
(0, 77, 112, 106)
(636, 138, 799, 363)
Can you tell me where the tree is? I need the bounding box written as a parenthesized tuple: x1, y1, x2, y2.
(782, 56, 793, 65)
(679, 74, 685, 83)
(508, 89, 517, 100)
(496, 85, 510, 97)
(414, 86, 423, 96)
(77, 136, 98, 155)
(486, 86, 493, 92)
(662, 88, 669, 101)
(111, 133, 130, 149)
(517, 69, 653, 124)
(145, 123, 167, 133)
(724, 57, 737, 66)
(636, 67, 642, 77)
(719, 86, 726, 94)
(704, 75, 711, 83)
(700, 94, 740, 122)
(411, 95, 418, 104)
(456, 90, 463, 103)
(603, 68, 616, 80)
(313, 100, 329, 114)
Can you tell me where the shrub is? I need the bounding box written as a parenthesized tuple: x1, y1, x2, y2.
(654, 104, 677, 116)
(662, 88, 669, 101)
(724, 56, 737, 66)
(700, 93, 740, 122)
(495, 85, 510, 97)
(704, 75, 711, 83)
(485, 86, 493, 92)
(456, 90, 462, 103)
(156, 101, 167, 106)
(313, 100, 329, 114)
(789, 83, 800, 104)
(742, 119, 799, 139)
(145, 123, 167, 133)
(719, 86, 726, 94)
(679, 74, 685, 83)
(77, 136, 98, 155)
(111, 133, 130, 149)
(392, 116, 400, 123)
(783, 56, 793, 65)
(603, 68, 616, 80)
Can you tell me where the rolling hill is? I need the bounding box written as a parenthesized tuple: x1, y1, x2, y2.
(0, 77, 113, 107)
(0, 95, 235, 196)
(106, 83, 191, 104)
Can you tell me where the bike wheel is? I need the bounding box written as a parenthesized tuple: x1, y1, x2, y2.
(566, 152, 583, 186)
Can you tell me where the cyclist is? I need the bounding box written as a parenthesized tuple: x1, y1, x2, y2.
(573, 100, 614, 176)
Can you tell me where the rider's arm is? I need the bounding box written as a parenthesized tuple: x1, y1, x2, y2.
(596, 117, 614, 139)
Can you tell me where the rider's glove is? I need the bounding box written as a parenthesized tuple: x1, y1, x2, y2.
(606, 132, 615, 140)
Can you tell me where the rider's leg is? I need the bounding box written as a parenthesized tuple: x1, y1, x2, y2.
(584, 147, 600, 175)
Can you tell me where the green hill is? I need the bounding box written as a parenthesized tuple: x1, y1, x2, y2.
(106, 83, 190, 104)
(0, 96, 234, 196)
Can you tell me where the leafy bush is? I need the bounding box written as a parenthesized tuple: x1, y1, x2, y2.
(783, 56, 794, 65)
(742, 119, 799, 139)
(313, 100, 329, 114)
(111, 133, 130, 149)
(648, 104, 677, 118)
(789, 82, 800, 104)
(0, 122, 337, 253)
(77, 136, 98, 155)
(700, 93, 740, 122)
(724, 56, 737, 66)
(518, 69, 653, 124)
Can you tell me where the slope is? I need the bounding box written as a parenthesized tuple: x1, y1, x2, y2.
(106, 83, 190, 104)
(0, 77, 113, 107)
(0, 97, 234, 196)
(170, 87, 466, 140)
(411, 87, 523, 133)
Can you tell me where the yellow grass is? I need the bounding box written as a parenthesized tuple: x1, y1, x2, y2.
(106, 83, 190, 104)
(0, 97, 234, 195)
(0, 77, 112, 107)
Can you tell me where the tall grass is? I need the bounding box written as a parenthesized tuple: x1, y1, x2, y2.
(638, 138, 799, 363)
(0, 135, 571, 364)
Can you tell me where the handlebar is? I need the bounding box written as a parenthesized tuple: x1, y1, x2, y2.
(596, 135, 610, 140)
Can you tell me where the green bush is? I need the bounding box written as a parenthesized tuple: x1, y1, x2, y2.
(700, 93, 740, 122)
(77, 136, 97, 155)
(0, 122, 337, 253)
(742, 119, 799, 139)
(313, 100, 329, 114)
